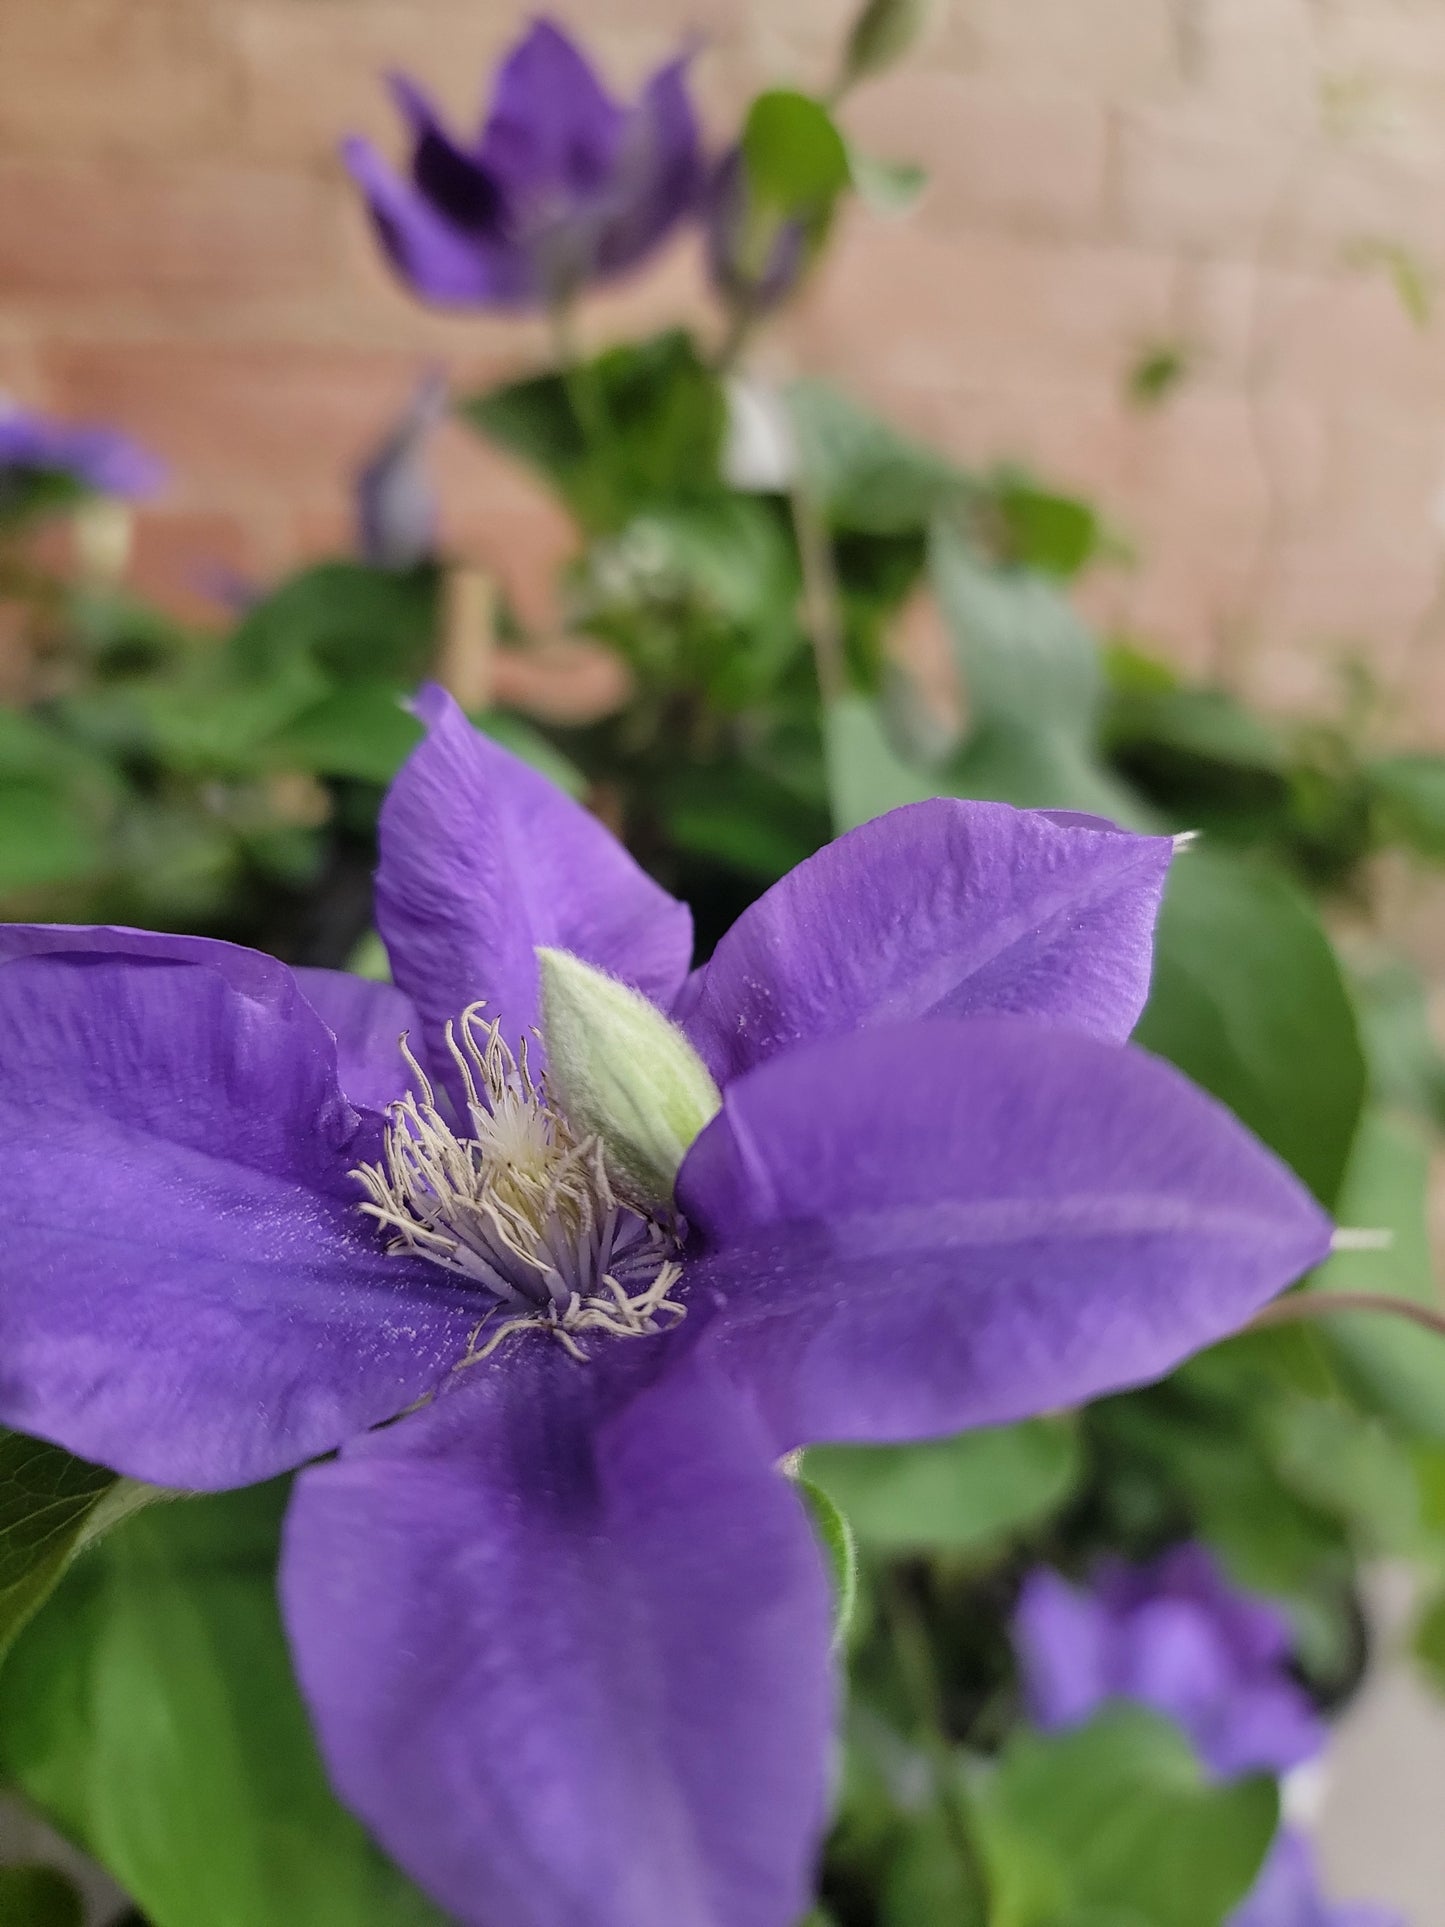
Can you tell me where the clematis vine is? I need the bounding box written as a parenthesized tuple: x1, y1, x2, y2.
(1013, 1548, 1401, 1927)
(0, 403, 165, 508)
(344, 18, 702, 310)
(0, 686, 1332, 1927)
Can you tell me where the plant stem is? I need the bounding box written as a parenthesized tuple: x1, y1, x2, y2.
(884, 1573, 991, 1920)
(1250, 1290, 1445, 1343)
(790, 483, 847, 706)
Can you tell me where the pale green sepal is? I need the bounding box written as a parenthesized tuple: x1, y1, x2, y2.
(537, 948, 722, 1207)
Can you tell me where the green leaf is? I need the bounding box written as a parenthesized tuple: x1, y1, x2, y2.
(796, 1476, 859, 1648)
(742, 91, 852, 225)
(0, 1483, 447, 1927)
(824, 693, 936, 832)
(1347, 951, 1445, 1127)
(840, 0, 934, 89)
(847, 151, 927, 214)
(789, 381, 967, 535)
(882, 1804, 986, 1927)
(1413, 1584, 1445, 1692)
(226, 560, 440, 684)
(989, 474, 1101, 578)
(0, 1865, 85, 1927)
(267, 678, 422, 784)
(931, 522, 1101, 729)
(1371, 752, 1445, 858)
(806, 1420, 1080, 1555)
(463, 330, 727, 532)
(0, 1431, 159, 1663)
(0, 782, 102, 892)
(1308, 1109, 1445, 1436)
(1133, 849, 1366, 1207)
(979, 1708, 1278, 1927)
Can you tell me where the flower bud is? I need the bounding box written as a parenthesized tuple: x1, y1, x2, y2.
(537, 948, 722, 1208)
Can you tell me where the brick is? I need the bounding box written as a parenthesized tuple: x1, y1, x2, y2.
(42, 343, 440, 499)
(1186, 0, 1318, 126)
(128, 511, 265, 627)
(1255, 529, 1438, 656)
(0, 164, 348, 305)
(0, 0, 241, 159)
(845, 75, 1109, 235)
(1287, 142, 1445, 273)
(1113, 104, 1296, 254)
(794, 222, 1175, 394)
(1261, 267, 1445, 409)
(946, 0, 1179, 98)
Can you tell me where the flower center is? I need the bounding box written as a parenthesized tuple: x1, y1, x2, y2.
(351, 1004, 685, 1363)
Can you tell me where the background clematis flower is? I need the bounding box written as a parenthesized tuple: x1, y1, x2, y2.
(1013, 1543, 1326, 1779)
(1013, 1549, 1401, 1927)
(1228, 1828, 1402, 1927)
(0, 402, 166, 505)
(0, 685, 1332, 1927)
(343, 18, 703, 309)
(354, 369, 449, 569)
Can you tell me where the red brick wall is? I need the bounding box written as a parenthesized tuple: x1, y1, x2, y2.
(6, 0, 1445, 734)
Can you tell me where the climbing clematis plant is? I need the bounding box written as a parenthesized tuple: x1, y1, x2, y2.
(343, 18, 702, 309)
(0, 687, 1331, 1927)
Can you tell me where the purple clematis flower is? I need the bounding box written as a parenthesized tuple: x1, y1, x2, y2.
(705, 148, 808, 317)
(1014, 1550, 1402, 1927)
(355, 370, 449, 570)
(0, 685, 1331, 1927)
(1229, 1830, 1401, 1927)
(343, 19, 703, 309)
(0, 404, 165, 505)
(1014, 1544, 1326, 1779)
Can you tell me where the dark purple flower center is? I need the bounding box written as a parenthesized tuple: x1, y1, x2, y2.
(352, 1005, 685, 1361)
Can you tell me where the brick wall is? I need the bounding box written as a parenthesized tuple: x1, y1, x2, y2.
(6, 0, 1445, 735)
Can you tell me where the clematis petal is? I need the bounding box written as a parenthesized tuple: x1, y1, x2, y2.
(478, 18, 625, 198)
(1229, 1830, 1401, 1927)
(596, 54, 703, 275)
(682, 800, 1174, 1083)
(676, 1020, 1331, 1450)
(387, 72, 506, 237)
(342, 136, 535, 305)
(290, 968, 417, 1113)
(375, 685, 692, 1091)
(0, 951, 477, 1489)
(282, 1345, 833, 1927)
(1013, 1569, 1113, 1732)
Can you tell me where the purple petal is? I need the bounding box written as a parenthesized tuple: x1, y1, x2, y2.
(676, 1020, 1332, 1450)
(387, 73, 506, 236)
(595, 54, 703, 275)
(0, 950, 477, 1489)
(1229, 1830, 1402, 1927)
(1013, 1569, 1113, 1731)
(343, 136, 536, 305)
(477, 19, 625, 199)
(290, 968, 417, 1113)
(375, 685, 692, 1093)
(282, 1345, 833, 1927)
(683, 801, 1174, 1084)
(0, 407, 165, 499)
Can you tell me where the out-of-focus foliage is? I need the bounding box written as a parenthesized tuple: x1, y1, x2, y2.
(3, 0, 1445, 1920)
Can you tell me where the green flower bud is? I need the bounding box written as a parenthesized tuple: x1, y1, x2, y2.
(537, 948, 722, 1208)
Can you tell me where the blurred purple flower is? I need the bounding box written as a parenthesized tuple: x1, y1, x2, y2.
(355, 370, 449, 569)
(0, 688, 1331, 1927)
(1229, 1829, 1401, 1927)
(0, 404, 165, 503)
(1014, 1544, 1326, 1779)
(705, 147, 808, 316)
(344, 19, 702, 309)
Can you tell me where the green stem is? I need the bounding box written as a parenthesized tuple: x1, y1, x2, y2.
(885, 1573, 990, 1918)
(789, 484, 847, 707)
(550, 300, 610, 454)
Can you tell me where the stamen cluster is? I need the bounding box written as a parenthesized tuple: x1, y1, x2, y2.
(352, 1005, 685, 1361)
